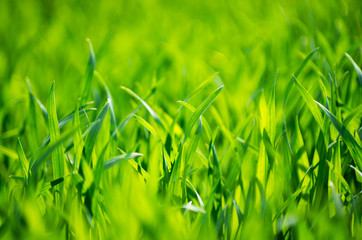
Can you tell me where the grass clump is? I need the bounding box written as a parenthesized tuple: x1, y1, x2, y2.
(0, 0, 361, 239)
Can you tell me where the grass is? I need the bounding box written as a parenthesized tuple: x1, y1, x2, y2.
(0, 0, 361, 239)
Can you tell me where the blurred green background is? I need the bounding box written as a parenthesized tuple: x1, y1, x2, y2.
(0, 0, 361, 239)
(1, 0, 361, 110)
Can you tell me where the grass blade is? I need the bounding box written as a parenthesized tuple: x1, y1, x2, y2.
(103, 153, 143, 170)
(184, 85, 224, 142)
(17, 138, 28, 184)
(345, 52, 362, 86)
(121, 86, 164, 129)
(80, 39, 96, 105)
(47, 83, 65, 205)
(315, 100, 362, 170)
(84, 99, 110, 163)
(293, 75, 324, 129)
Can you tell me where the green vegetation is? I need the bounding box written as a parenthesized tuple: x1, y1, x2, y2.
(0, 0, 361, 239)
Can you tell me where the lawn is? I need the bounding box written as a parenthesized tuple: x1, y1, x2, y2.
(0, 0, 361, 239)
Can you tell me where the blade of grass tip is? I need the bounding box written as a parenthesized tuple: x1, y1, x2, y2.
(59, 105, 96, 129)
(315, 100, 362, 170)
(283, 48, 319, 108)
(186, 72, 222, 102)
(182, 201, 206, 214)
(103, 153, 143, 170)
(245, 87, 263, 106)
(84, 99, 110, 164)
(17, 138, 29, 184)
(94, 71, 117, 139)
(345, 52, 362, 86)
(170, 73, 221, 135)
(110, 89, 156, 140)
(26, 78, 48, 122)
(227, 189, 243, 223)
(185, 178, 204, 208)
(121, 86, 164, 129)
(48, 83, 65, 205)
(281, 48, 319, 158)
(184, 85, 224, 143)
(80, 39, 96, 105)
(177, 101, 212, 141)
(133, 114, 159, 138)
(292, 75, 324, 129)
(326, 160, 351, 194)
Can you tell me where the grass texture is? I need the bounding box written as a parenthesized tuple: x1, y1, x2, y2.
(0, 0, 361, 239)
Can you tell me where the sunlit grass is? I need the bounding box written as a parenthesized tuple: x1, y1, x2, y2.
(0, 0, 361, 239)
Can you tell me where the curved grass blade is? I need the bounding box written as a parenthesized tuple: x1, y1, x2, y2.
(17, 138, 28, 184)
(73, 102, 84, 170)
(293, 75, 324, 129)
(133, 114, 159, 138)
(0, 145, 17, 159)
(47, 83, 65, 205)
(30, 128, 77, 173)
(343, 105, 362, 126)
(39, 107, 96, 149)
(184, 85, 224, 143)
(315, 100, 362, 170)
(177, 101, 212, 140)
(26, 78, 39, 154)
(182, 201, 206, 214)
(283, 48, 319, 108)
(80, 39, 96, 105)
(94, 71, 117, 140)
(84, 99, 110, 163)
(121, 86, 164, 129)
(103, 153, 143, 170)
(269, 69, 278, 144)
(345, 52, 362, 86)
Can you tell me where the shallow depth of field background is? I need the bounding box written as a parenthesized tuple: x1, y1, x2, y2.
(0, 0, 361, 239)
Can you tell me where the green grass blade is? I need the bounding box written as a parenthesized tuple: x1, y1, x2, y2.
(30, 128, 77, 173)
(0, 145, 17, 159)
(133, 114, 159, 138)
(315, 100, 362, 170)
(293, 75, 324, 129)
(80, 39, 96, 105)
(47, 83, 65, 205)
(121, 86, 164, 129)
(184, 85, 224, 142)
(84, 99, 110, 163)
(177, 101, 212, 141)
(343, 104, 362, 126)
(283, 48, 319, 108)
(39, 107, 96, 149)
(103, 153, 143, 170)
(17, 138, 28, 183)
(26, 78, 39, 154)
(345, 52, 362, 86)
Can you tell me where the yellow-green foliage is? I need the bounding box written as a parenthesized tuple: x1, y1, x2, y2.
(0, 0, 361, 239)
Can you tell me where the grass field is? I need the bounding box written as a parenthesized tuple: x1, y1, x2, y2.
(0, 0, 361, 239)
